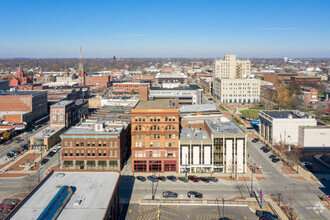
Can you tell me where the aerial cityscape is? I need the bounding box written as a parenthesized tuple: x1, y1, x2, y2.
(0, 1, 329, 220)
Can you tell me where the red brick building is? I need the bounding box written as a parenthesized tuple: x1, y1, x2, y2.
(112, 82, 150, 95)
(60, 120, 127, 171)
(85, 75, 111, 89)
(131, 99, 180, 173)
(9, 67, 33, 87)
(302, 87, 318, 103)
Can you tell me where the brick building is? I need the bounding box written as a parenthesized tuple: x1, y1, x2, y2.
(9, 67, 34, 87)
(263, 73, 302, 84)
(18, 83, 47, 91)
(290, 76, 322, 87)
(302, 87, 318, 103)
(85, 74, 111, 89)
(60, 120, 128, 171)
(131, 99, 180, 173)
(0, 90, 47, 124)
(112, 82, 150, 95)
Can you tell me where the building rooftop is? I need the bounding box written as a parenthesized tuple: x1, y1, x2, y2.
(180, 104, 218, 113)
(31, 125, 65, 140)
(261, 110, 314, 119)
(52, 100, 74, 107)
(63, 121, 123, 135)
(150, 84, 201, 91)
(180, 128, 210, 141)
(0, 90, 46, 96)
(155, 72, 187, 79)
(134, 99, 173, 109)
(11, 171, 120, 220)
(205, 119, 244, 135)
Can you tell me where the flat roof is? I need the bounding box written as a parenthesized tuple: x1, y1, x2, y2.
(150, 84, 201, 91)
(0, 111, 30, 118)
(134, 99, 172, 109)
(63, 122, 123, 135)
(0, 90, 46, 96)
(260, 110, 314, 119)
(180, 128, 211, 141)
(31, 125, 65, 140)
(205, 119, 244, 135)
(11, 171, 120, 220)
(180, 104, 218, 113)
(52, 100, 74, 107)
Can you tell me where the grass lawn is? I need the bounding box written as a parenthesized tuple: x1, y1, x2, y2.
(240, 109, 260, 119)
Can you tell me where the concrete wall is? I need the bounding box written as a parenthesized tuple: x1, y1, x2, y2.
(298, 126, 330, 149)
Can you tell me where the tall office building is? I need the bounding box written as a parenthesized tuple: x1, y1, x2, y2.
(214, 54, 250, 79)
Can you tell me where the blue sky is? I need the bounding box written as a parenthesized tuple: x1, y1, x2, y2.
(0, 0, 329, 58)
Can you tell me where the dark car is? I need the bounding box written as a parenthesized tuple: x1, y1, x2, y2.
(162, 191, 178, 198)
(208, 177, 218, 182)
(47, 151, 55, 158)
(269, 154, 277, 159)
(178, 177, 189, 182)
(21, 145, 29, 151)
(157, 176, 166, 181)
(167, 175, 177, 181)
(263, 149, 270, 153)
(0, 202, 15, 210)
(15, 140, 20, 143)
(188, 175, 200, 182)
(252, 138, 259, 143)
(260, 146, 266, 150)
(136, 176, 146, 182)
(272, 158, 280, 163)
(12, 150, 20, 156)
(147, 175, 159, 182)
(256, 210, 278, 219)
(40, 158, 49, 165)
(187, 191, 203, 198)
(6, 153, 14, 158)
(200, 177, 210, 183)
(2, 199, 20, 206)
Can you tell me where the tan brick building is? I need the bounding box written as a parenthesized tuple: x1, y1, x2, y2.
(112, 82, 150, 95)
(131, 99, 180, 173)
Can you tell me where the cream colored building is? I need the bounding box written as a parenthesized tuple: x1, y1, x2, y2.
(213, 78, 260, 103)
(214, 54, 250, 79)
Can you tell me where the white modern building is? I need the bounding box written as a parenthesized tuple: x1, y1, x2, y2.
(213, 78, 260, 103)
(259, 110, 317, 145)
(214, 54, 251, 79)
(298, 126, 330, 150)
(149, 85, 203, 105)
(179, 119, 247, 174)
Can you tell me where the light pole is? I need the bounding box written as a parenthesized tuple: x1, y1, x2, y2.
(185, 153, 188, 178)
(222, 198, 225, 219)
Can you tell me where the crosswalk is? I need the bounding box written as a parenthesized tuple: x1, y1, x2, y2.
(288, 200, 322, 207)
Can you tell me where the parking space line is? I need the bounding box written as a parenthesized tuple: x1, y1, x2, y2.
(137, 212, 158, 220)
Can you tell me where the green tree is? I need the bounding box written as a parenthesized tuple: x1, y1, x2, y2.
(2, 131, 10, 140)
(131, 89, 136, 94)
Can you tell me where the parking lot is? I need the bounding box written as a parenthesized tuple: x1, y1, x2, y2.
(124, 203, 257, 220)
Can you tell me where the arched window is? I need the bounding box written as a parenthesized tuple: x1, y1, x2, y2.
(135, 125, 145, 131)
(165, 125, 175, 131)
(150, 125, 160, 131)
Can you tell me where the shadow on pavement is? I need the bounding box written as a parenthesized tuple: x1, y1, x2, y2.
(119, 175, 135, 220)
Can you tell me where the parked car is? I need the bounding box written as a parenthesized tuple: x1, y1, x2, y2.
(272, 158, 280, 163)
(269, 155, 277, 159)
(40, 158, 49, 165)
(6, 153, 14, 158)
(187, 191, 203, 198)
(256, 210, 278, 219)
(47, 151, 55, 158)
(21, 145, 29, 151)
(200, 177, 210, 183)
(147, 175, 159, 182)
(157, 176, 166, 181)
(260, 146, 267, 151)
(162, 191, 178, 198)
(300, 162, 313, 168)
(188, 175, 200, 182)
(252, 138, 259, 143)
(2, 199, 20, 206)
(208, 177, 218, 182)
(263, 149, 270, 153)
(167, 176, 177, 181)
(12, 150, 20, 156)
(0, 202, 15, 210)
(178, 177, 189, 182)
(136, 176, 146, 182)
(15, 140, 20, 143)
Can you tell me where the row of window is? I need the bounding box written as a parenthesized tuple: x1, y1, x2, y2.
(134, 116, 176, 122)
(134, 142, 176, 148)
(135, 151, 175, 158)
(63, 149, 118, 157)
(135, 125, 176, 131)
(63, 140, 118, 148)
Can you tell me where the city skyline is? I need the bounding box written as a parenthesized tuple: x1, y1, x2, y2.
(0, 0, 330, 58)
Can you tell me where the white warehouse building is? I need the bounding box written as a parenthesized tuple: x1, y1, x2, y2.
(259, 110, 317, 146)
(298, 126, 330, 150)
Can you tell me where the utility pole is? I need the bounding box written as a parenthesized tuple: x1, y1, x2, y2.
(152, 180, 154, 200)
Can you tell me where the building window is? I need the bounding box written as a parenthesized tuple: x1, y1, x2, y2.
(114, 150, 118, 157)
(114, 141, 118, 147)
(109, 160, 118, 169)
(64, 141, 67, 147)
(98, 150, 102, 156)
(149, 161, 162, 172)
(69, 150, 73, 156)
(80, 141, 84, 147)
(98, 161, 107, 170)
(92, 150, 95, 156)
(134, 161, 146, 172)
(69, 141, 72, 147)
(87, 141, 90, 147)
(110, 141, 113, 147)
(165, 125, 175, 131)
(64, 150, 68, 156)
(110, 150, 113, 157)
(76, 142, 79, 147)
(103, 150, 107, 156)
(81, 150, 84, 156)
(92, 142, 95, 147)
(87, 150, 91, 156)
(76, 150, 80, 156)
(103, 141, 106, 147)
(135, 125, 145, 131)
(98, 141, 102, 147)
(150, 125, 160, 131)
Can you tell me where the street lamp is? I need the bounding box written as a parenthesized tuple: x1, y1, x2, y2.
(222, 198, 225, 219)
